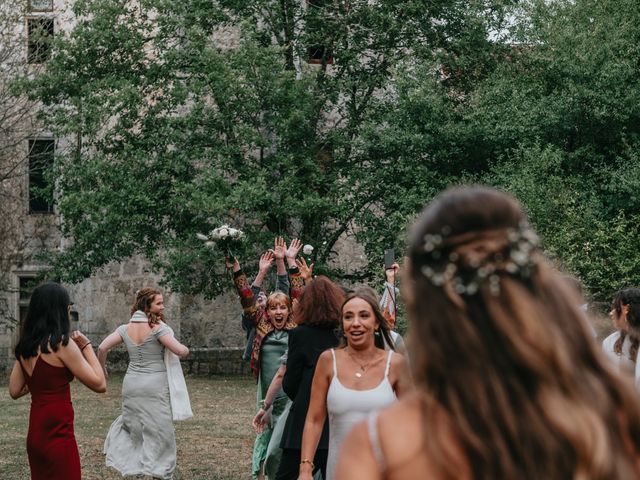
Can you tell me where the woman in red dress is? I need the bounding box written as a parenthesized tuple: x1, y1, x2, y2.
(9, 282, 107, 479)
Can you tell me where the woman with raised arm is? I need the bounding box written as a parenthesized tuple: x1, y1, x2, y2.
(98, 287, 189, 480)
(233, 237, 303, 479)
(298, 286, 409, 480)
(379, 262, 406, 353)
(335, 186, 640, 480)
(9, 282, 106, 480)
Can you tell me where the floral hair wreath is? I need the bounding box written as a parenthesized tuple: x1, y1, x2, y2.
(420, 221, 540, 301)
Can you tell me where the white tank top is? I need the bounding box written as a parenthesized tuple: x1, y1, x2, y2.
(325, 348, 397, 480)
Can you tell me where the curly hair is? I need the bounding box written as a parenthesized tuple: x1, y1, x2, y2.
(406, 186, 640, 479)
(294, 275, 344, 329)
(130, 287, 163, 327)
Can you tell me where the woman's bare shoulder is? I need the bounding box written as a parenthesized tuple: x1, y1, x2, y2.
(376, 394, 470, 479)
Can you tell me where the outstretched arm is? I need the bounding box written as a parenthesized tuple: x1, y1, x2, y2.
(285, 238, 302, 270)
(252, 251, 275, 289)
(232, 256, 262, 326)
(380, 263, 399, 328)
(272, 236, 287, 276)
(97, 330, 123, 377)
(296, 257, 314, 284)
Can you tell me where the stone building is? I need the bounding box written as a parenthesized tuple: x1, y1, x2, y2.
(0, 0, 368, 374)
(0, 0, 251, 374)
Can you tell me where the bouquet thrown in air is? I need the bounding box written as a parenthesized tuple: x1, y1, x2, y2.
(196, 225, 244, 258)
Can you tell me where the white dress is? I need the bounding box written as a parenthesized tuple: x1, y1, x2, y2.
(325, 349, 397, 480)
(602, 331, 640, 385)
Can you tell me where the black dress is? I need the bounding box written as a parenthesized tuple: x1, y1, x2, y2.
(275, 324, 339, 480)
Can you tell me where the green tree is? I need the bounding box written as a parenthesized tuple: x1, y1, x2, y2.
(21, 0, 512, 295)
(378, 0, 640, 300)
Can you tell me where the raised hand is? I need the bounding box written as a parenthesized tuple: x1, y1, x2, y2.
(70, 330, 91, 350)
(385, 262, 400, 282)
(225, 255, 240, 271)
(271, 236, 286, 260)
(286, 238, 302, 260)
(258, 251, 275, 273)
(296, 257, 315, 282)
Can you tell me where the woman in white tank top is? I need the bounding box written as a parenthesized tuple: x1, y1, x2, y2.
(297, 287, 409, 480)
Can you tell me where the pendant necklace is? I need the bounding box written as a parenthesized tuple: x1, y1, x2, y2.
(346, 348, 376, 378)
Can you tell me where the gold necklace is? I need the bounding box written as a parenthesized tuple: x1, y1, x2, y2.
(346, 348, 378, 378)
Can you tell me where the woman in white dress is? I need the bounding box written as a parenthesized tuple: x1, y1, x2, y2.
(98, 288, 189, 480)
(297, 286, 409, 480)
(602, 288, 640, 380)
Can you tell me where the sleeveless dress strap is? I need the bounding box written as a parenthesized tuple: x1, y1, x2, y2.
(367, 411, 386, 473)
(330, 348, 337, 378)
(384, 350, 393, 378)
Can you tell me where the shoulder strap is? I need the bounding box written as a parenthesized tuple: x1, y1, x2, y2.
(367, 411, 386, 473)
(330, 348, 337, 377)
(384, 350, 393, 378)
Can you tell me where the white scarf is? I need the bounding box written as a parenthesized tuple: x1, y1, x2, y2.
(129, 311, 193, 420)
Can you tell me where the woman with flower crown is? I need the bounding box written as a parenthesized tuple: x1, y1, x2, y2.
(334, 186, 640, 480)
(98, 288, 190, 480)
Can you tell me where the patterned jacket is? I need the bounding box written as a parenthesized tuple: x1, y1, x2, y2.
(233, 267, 304, 378)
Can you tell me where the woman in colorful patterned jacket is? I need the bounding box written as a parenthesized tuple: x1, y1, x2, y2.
(232, 237, 304, 479)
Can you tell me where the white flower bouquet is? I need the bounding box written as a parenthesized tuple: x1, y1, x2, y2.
(197, 225, 244, 258)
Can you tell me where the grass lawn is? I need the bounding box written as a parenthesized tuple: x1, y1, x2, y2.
(0, 374, 257, 480)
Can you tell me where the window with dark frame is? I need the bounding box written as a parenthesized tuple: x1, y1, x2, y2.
(305, 0, 333, 64)
(27, 17, 54, 63)
(18, 276, 38, 326)
(28, 139, 55, 214)
(307, 45, 333, 64)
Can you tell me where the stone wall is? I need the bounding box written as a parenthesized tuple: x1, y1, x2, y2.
(66, 256, 249, 353)
(103, 346, 251, 376)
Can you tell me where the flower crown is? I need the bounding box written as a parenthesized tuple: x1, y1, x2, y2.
(420, 221, 539, 301)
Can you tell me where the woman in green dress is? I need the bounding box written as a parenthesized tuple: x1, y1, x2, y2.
(232, 239, 303, 479)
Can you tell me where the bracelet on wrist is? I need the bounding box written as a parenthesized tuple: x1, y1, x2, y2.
(81, 342, 92, 352)
(300, 459, 314, 469)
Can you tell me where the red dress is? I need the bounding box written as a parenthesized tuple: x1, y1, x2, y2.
(20, 356, 81, 480)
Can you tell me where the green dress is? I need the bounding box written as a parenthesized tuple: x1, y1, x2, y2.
(252, 329, 289, 478)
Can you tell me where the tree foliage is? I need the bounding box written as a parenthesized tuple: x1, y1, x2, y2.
(20, 0, 511, 296)
(20, 0, 640, 301)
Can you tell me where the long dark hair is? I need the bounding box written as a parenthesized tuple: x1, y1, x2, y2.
(612, 288, 640, 361)
(407, 186, 640, 479)
(294, 275, 344, 328)
(14, 282, 71, 359)
(340, 286, 395, 350)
